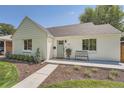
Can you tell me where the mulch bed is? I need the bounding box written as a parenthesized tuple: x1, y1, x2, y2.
(41, 64, 124, 86)
(0, 58, 47, 81)
(14, 62, 47, 81)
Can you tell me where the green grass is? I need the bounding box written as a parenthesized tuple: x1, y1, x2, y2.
(0, 61, 19, 88)
(41, 80, 124, 88)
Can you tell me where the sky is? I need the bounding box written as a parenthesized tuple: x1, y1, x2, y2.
(0, 5, 97, 28)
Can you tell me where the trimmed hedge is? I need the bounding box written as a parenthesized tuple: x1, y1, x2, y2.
(6, 53, 34, 63)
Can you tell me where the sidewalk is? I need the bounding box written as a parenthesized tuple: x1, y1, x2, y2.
(12, 64, 58, 88)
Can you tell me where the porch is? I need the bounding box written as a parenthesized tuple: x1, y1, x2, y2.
(46, 59, 124, 70)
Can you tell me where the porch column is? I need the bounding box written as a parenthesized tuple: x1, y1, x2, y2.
(4, 40, 6, 56)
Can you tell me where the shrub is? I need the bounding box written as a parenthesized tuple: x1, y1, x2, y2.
(8, 54, 18, 60)
(6, 53, 35, 63)
(25, 70, 30, 74)
(10, 54, 13, 59)
(15, 55, 19, 60)
(26, 56, 31, 62)
(8, 54, 13, 59)
(73, 65, 81, 71)
(20, 55, 34, 62)
(27, 56, 30, 62)
(14, 54, 20, 60)
(13, 54, 15, 59)
(34, 48, 41, 63)
(108, 69, 119, 80)
(84, 68, 92, 78)
(12, 54, 15, 59)
(17, 55, 22, 60)
(12, 54, 18, 60)
(24, 55, 29, 61)
(6, 52, 9, 58)
(28, 56, 34, 62)
(108, 74, 115, 80)
(20, 55, 25, 61)
(110, 69, 119, 77)
(19, 55, 24, 60)
(91, 68, 98, 73)
(65, 69, 72, 74)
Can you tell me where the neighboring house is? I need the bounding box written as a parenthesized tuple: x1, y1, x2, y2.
(0, 35, 12, 55)
(12, 17, 122, 62)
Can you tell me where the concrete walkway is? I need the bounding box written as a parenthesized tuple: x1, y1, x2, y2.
(46, 59, 124, 70)
(12, 64, 58, 88)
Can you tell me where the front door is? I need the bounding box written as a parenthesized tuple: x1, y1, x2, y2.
(57, 40, 64, 58)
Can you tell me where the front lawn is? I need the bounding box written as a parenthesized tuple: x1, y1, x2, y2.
(41, 80, 124, 88)
(0, 61, 19, 88)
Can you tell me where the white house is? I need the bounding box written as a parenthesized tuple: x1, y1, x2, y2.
(12, 17, 122, 62)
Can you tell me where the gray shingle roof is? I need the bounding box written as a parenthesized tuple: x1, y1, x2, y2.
(47, 23, 121, 37)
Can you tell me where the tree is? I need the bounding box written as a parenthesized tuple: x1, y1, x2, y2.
(79, 7, 94, 23)
(79, 5, 124, 31)
(0, 23, 16, 35)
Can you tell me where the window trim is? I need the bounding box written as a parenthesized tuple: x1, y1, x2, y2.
(82, 39, 97, 51)
(23, 39, 32, 51)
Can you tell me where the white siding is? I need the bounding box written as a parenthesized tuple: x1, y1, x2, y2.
(12, 17, 47, 60)
(12, 17, 121, 61)
(53, 34, 121, 61)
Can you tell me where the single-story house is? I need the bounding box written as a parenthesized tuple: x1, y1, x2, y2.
(12, 16, 122, 62)
(0, 35, 12, 55)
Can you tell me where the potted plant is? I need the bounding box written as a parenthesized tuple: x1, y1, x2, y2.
(66, 48, 72, 59)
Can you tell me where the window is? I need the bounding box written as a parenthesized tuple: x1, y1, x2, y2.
(58, 41, 64, 45)
(82, 39, 96, 51)
(82, 39, 89, 50)
(24, 39, 32, 50)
